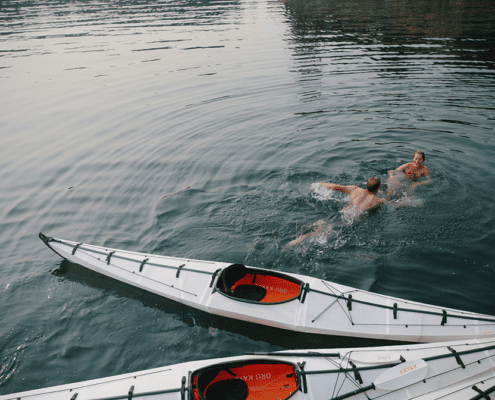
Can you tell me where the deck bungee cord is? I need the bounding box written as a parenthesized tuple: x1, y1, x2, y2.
(306, 282, 495, 326)
(311, 281, 357, 325)
(41, 233, 214, 275)
(68, 243, 199, 298)
(469, 381, 495, 400)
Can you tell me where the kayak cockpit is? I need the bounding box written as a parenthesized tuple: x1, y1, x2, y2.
(191, 359, 300, 400)
(216, 264, 304, 304)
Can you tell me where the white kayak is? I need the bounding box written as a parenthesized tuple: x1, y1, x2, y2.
(39, 232, 495, 343)
(3, 337, 495, 400)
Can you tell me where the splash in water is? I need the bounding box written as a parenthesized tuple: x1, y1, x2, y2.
(310, 182, 339, 201)
(288, 179, 425, 250)
(286, 219, 336, 248)
(386, 173, 426, 207)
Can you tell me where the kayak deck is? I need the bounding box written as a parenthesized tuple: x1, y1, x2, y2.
(39, 233, 495, 343)
(3, 338, 495, 400)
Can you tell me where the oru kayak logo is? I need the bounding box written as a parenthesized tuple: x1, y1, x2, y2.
(260, 285, 288, 294)
(399, 363, 418, 375)
(241, 373, 272, 382)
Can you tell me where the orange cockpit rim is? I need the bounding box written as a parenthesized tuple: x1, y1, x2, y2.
(190, 359, 300, 400)
(216, 264, 304, 304)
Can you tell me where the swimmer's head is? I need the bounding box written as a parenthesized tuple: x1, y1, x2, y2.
(366, 177, 380, 193)
(413, 151, 425, 162)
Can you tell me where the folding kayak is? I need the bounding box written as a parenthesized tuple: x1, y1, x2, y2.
(3, 337, 495, 400)
(39, 232, 495, 343)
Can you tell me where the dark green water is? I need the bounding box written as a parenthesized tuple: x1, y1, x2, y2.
(1, 0, 494, 394)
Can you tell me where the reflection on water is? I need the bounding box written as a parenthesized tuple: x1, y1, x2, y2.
(0, 0, 241, 28)
(283, 0, 495, 122)
(284, 0, 495, 41)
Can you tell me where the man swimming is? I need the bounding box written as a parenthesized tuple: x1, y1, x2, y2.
(286, 177, 386, 247)
(318, 177, 387, 213)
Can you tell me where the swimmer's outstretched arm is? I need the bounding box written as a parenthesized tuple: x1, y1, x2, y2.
(389, 163, 409, 176)
(319, 182, 357, 194)
(412, 174, 431, 189)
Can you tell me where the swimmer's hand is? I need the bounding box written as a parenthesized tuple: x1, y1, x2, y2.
(411, 177, 431, 189)
(310, 183, 321, 192)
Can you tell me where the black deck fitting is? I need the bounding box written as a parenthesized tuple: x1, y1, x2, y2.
(181, 376, 187, 400)
(209, 268, 222, 287)
(470, 384, 495, 400)
(447, 346, 465, 369)
(72, 243, 82, 255)
(300, 283, 309, 303)
(348, 361, 363, 384)
(106, 251, 116, 265)
(39, 232, 53, 245)
(139, 258, 149, 272)
(441, 310, 447, 325)
(297, 362, 307, 393)
(176, 264, 185, 278)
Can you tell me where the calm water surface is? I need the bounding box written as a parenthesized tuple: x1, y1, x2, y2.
(1, 0, 495, 394)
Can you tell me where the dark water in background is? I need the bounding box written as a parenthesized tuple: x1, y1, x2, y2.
(1, 0, 495, 394)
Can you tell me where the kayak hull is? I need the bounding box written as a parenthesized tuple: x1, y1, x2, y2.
(39, 233, 495, 343)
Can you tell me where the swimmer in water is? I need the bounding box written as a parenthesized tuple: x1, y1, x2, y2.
(391, 151, 429, 178)
(388, 151, 430, 193)
(319, 177, 387, 213)
(287, 178, 386, 247)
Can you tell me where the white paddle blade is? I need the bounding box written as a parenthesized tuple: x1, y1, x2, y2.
(374, 359, 428, 391)
(348, 351, 401, 364)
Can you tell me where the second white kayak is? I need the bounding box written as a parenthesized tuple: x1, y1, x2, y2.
(3, 337, 495, 400)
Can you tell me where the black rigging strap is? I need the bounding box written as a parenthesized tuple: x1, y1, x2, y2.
(471, 385, 491, 400)
(64, 244, 198, 297)
(470, 384, 495, 400)
(139, 258, 149, 272)
(448, 346, 465, 369)
(106, 251, 115, 265)
(348, 361, 362, 384)
(298, 362, 307, 393)
(72, 243, 83, 255)
(306, 280, 495, 325)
